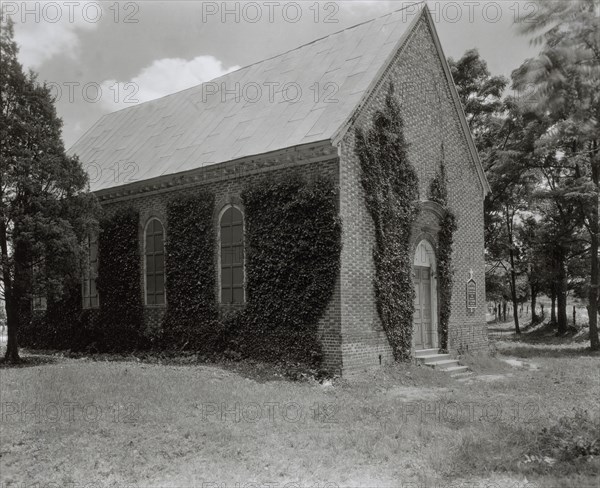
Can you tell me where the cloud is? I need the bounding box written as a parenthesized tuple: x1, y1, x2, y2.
(99, 55, 241, 111)
(7, 2, 98, 69)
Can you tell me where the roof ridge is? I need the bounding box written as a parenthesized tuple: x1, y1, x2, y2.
(225, 1, 425, 75)
(100, 1, 426, 117)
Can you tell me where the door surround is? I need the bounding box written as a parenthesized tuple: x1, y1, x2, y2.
(413, 239, 439, 350)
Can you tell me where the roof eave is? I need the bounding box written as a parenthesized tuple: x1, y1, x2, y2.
(91, 139, 336, 197)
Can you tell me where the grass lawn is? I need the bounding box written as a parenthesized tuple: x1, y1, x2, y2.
(1, 327, 599, 488)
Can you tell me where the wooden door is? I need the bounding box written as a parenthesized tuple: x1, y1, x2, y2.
(413, 266, 433, 349)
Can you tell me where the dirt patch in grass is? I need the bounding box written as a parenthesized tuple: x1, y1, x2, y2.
(502, 358, 540, 370)
(460, 351, 514, 374)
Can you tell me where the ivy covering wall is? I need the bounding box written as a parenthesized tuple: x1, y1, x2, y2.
(355, 84, 420, 361)
(429, 161, 457, 352)
(96, 207, 145, 351)
(21, 177, 341, 368)
(236, 173, 342, 367)
(161, 192, 220, 352)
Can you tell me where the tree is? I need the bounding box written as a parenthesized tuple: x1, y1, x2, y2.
(484, 96, 549, 334)
(0, 18, 98, 362)
(512, 0, 600, 348)
(448, 49, 508, 151)
(449, 49, 538, 334)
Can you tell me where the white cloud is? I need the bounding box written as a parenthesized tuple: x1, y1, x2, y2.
(7, 1, 98, 69)
(99, 55, 241, 111)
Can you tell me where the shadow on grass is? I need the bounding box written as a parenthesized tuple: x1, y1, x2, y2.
(498, 344, 600, 359)
(0, 353, 61, 369)
(0, 347, 318, 383)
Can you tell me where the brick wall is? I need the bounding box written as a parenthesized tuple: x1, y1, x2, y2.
(89, 17, 488, 376)
(338, 17, 488, 374)
(96, 144, 344, 373)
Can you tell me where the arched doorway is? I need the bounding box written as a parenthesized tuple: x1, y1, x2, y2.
(413, 239, 439, 350)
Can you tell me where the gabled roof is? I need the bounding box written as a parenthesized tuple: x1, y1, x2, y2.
(69, 3, 426, 191)
(69, 3, 490, 197)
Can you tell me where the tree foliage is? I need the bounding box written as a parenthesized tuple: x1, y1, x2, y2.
(448, 48, 508, 153)
(512, 0, 599, 346)
(0, 17, 98, 362)
(453, 1, 599, 346)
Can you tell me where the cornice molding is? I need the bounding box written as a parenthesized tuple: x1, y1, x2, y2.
(95, 141, 337, 203)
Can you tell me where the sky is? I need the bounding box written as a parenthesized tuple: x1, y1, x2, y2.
(3, 0, 542, 148)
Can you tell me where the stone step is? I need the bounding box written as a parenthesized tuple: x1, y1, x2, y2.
(426, 359, 460, 370)
(446, 365, 470, 375)
(414, 348, 439, 358)
(416, 350, 472, 377)
(418, 354, 451, 364)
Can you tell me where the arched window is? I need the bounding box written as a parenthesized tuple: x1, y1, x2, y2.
(145, 218, 165, 305)
(220, 206, 244, 304)
(82, 234, 99, 309)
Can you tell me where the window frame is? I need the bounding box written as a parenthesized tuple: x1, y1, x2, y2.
(218, 204, 245, 305)
(31, 261, 48, 311)
(144, 217, 166, 307)
(82, 234, 99, 310)
(32, 295, 47, 312)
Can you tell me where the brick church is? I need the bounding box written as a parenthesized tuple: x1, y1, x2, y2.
(68, 4, 489, 374)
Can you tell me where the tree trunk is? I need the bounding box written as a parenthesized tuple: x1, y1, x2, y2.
(551, 285, 557, 324)
(531, 285, 538, 325)
(4, 306, 20, 362)
(588, 137, 599, 349)
(556, 255, 568, 335)
(0, 219, 20, 363)
(503, 301, 507, 322)
(589, 230, 599, 350)
(504, 205, 521, 334)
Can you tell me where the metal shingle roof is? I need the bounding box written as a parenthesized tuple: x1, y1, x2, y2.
(69, 3, 424, 191)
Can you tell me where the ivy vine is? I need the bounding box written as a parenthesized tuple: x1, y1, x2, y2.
(355, 84, 420, 361)
(96, 207, 145, 351)
(23, 178, 342, 368)
(162, 192, 222, 352)
(236, 173, 342, 367)
(429, 161, 457, 352)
